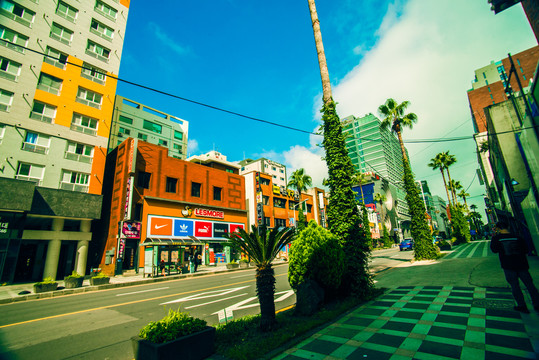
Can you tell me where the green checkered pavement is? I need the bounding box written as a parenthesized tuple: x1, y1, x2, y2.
(274, 286, 538, 360)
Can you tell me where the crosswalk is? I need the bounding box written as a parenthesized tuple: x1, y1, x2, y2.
(443, 240, 495, 259)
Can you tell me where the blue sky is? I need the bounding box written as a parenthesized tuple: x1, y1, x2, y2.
(116, 0, 536, 217)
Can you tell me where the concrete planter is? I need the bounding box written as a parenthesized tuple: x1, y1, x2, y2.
(90, 276, 110, 286)
(33, 282, 58, 293)
(64, 277, 84, 289)
(239, 262, 249, 268)
(131, 326, 215, 360)
(226, 263, 239, 269)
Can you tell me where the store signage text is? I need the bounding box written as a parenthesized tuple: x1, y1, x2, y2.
(194, 208, 224, 219)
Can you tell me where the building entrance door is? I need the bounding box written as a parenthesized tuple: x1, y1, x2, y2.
(14, 243, 37, 282)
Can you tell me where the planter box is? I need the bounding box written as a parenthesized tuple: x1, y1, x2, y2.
(34, 282, 58, 293)
(249, 262, 256, 267)
(131, 326, 216, 360)
(239, 262, 249, 268)
(226, 263, 239, 269)
(64, 277, 84, 289)
(90, 277, 110, 286)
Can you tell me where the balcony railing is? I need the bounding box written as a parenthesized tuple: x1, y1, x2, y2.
(65, 152, 93, 164)
(49, 32, 71, 46)
(15, 175, 41, 185)
(43, 56, 66, 70)
(30, 111, 53, 123)
(70, 123, 97, 136)
(0, 40, 25, 53)
(0, 70, 17, 82)
(60, 182, 89, 193)
(81, 71, 105, 85)
(75, 97, 101, 109)
(37, 83, 60, 95)
(0, 8, 32, 28)
(22, 142, 48, 154)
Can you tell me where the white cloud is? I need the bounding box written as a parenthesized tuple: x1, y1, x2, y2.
(187, 138, 199, 155)
(282, 143, 327, 189)
(148, 22, 191, 56)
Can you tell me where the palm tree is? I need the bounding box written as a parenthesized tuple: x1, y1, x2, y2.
(224, 225, 295, 331)
(458, 189, 470, 208)
(449, 180, 463, 204)
(428, 154, 452, 208)
(288, 168, 312, 199)
(444, 153, 457, 202)
(307, 0, 332, 103)
(470, 204, 478, 212)
(352, 172, 367, 204)
(378, 98, 418, 163)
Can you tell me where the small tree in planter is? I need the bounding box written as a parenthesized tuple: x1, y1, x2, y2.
(132, 309, 215, 360)
(226, 260, 239, 269)
(90, 271, 110, 286)
(64, 271, 84, 289)
(34, 277, 58, 293)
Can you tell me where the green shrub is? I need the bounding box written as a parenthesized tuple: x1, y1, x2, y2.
(65, 271, 83, 280)
(139, 309, 207, 343)
(92, 272, 109, 278)
(35, 277, 56, 286)
(288, 221, 345, 293)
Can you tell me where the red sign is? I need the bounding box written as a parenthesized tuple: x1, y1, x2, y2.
(194, 208, 224, 219)
(149, 217, 173, 236)
(229, 224, 244, 233)
(195, 221, 212, 237)
(122, 221, 141, 239)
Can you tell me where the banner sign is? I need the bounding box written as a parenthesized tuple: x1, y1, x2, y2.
(147, 215, 245, 239)
(122, 221, 141, 239)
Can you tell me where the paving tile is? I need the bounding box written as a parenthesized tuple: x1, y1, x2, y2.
(486, 308, 522, 319)
(324, 327, 362, 340)
(346, 346, 393, 360)
(427, 325, 466, 341)
(441, 304, 471, 314)
(435, 314, 469, 326)
(453, 286, 474, 291)
(403, 302, 430, 310)
(444, 297, 473, 305)
(449, 291, 474, 298)
(484, 350, 535, 360)
(411, 295, 436, 302)
(394, 310, 424, 320)
(359, 307, 386, 316)
(372, 300, 397, 307)
(301, 339, 343, 355)
(465, 330, 485, 344)
(381, 320, 416, 332)
(342, 316, 375, 327)
(366, 333, 406, 347)
(485, 319, 526, 333)
(485, 333, 534, 352)
(417, 340, 462, 359)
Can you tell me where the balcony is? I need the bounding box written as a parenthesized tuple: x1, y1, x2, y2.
(75, 97, 101, 109)
(0, 70, 17, 82)
(0, 8, 32, 28)
(30, 111, 53, 124)
(15, 175, 41, 185)
(60, 182, 89, 193)
(22, 142, 48, 154)
(65, 152, 92, 164)
(37, 83, 60, 95)
(70, 123, 97, 136)
(0, 40, 24, 54)
(43, 56, 66, 70)
(49, 32, 71, 46)
(80, 71, 105, 85)
(85, 49, 109, 63)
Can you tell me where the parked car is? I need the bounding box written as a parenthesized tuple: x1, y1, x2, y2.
(399, 238, 414, 251)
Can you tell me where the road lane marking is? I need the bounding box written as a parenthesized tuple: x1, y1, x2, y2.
(116, 287, 169, 296)
(0, 275, 286, 329)
(159, 286, 250, 305)
(230, 274, 253, 278)
(185, 293, 248, 309)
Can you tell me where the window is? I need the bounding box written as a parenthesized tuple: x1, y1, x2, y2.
(60, 170, 90, 192)
(289, 201, 298, 210)
(213, 187, 222, 201)
(137, 171, 151, 189)
(158, 139, 167, 146)
(273, 198, 286, 209)
(307, 204, 312, 213)
(81, 63, 106, 84)
(16, 163, 44, 185)
(0, 123, 5, 144)
(76, 87, 102, 109)
(137, 132, 147, 141)
(143, 120, 162, 134)
(37, 73, 62, 95)
(94, 0, 117, 21)
(0, 56, 20, 81)
(174, 130, 183, 140)
(1, 0, 35, 27)
(22, 131, 50, 154)
(262, 195, 269, 205)
(56, 1, 78, 22)
(65, 141, 93, 163)
(261, 178, 270, 186)
(119, 115, 133, 124)
(50, 22, 73, 45)
(86, 40, 110, 62)
(173, 143, 182, 153)
(30, 101, 56, 123)
(90, 19, 114, 41)
(166, 177, 177, 193)
(0, 88, 14, 111)
(191, 182, 201, 197)
(275, 218, 286, 228)
(226, 169, 233, 173)
(0, 25, 28, 53)
(44, 47, 67, 69)
(118, 127, 130, 135)
(71, 113, 98, 136)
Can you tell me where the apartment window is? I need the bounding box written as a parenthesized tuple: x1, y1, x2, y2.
(86, 40, 110, 62)
(289, 201, 298, 210)
(16, 162, 44, 185)
(94, 0, 117, 21)
(81, 63, 106, 84)
(307, 204, 312, 213)
(158, 139, 167, 146)
(173, 143, 182, 153)
(137, 132, 147, 141)
(0, 88, 13, 111)
(275, 218, 286, 228)
(65, 141, 93, 163)
(119, 115, 133, 124)
(0, 123, 5, 144)
(143, 120, 162, 134)
(226, 169, 233, 173)
(137, 171, 151, 189)
(50, 22, 73, 45)
(1, 0, 35, 27)
(191, 182, 201, 197)
(0, 25, 28, 53)
(90, 19, 113, 41)
(213, 187, 222, 201)
(262, 195, 269, 205)
(260, 178, 270, 186)
(30, 101, 56, 123)
(118, 127, 130, 135)
(76, 87, 102, 109)
(0, 56, 20, 81)
(71, 113, 98, 136)
(273, 198, 286, 209)
(22, 131, 50, 154)
(56, 1, 78, 22)
(37, 73, 62, 95)
(173, 130, 183, 140)
(166, 177, 177, 193)
(60, 170, 90, 192)
(44, 47, 67, 69)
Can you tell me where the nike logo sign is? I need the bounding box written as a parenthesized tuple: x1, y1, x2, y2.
(154, 224, 168, 230)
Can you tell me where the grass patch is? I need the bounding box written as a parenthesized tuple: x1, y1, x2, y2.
(213, 288, 384, 360)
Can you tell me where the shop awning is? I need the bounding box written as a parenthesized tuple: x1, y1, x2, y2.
(141, 236, 204, 246)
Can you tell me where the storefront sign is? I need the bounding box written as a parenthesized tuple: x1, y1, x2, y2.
(117, 238, 126, 259)
(194, 208, 224, 219)
(122, 221, 141, 239)
(148, 215, 244, 239)
(174, 219, 194, 236)
(195, 221, 212, 237)
(213, 223, 228, 238)
(123, 177, 131, 220)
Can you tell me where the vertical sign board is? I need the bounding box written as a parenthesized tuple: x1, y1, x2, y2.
(144, 247, 153, 275)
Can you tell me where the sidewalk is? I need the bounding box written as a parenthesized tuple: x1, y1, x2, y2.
(0, 262, 239, 304)
(274, 254, 539, 360)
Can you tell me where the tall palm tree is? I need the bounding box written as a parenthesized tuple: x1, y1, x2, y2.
(288, 168, 312, 199)
(373, 193, 387, 234)
(224, 225, 295, 331)
(428, 154, 452, 208)
(444, 152, 457, 202)
(458, 189, 470, 208)
(470, 204, 478, 212)
(378, 98, 418, 163)
(307, 0, 332, 103)
(352, 172, 367, 204)
(449, 179, 462, 205)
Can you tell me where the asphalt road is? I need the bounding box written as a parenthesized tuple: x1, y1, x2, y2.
(0, 264, 294, 360)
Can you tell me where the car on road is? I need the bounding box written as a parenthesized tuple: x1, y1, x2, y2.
(399, 238, 414, 251)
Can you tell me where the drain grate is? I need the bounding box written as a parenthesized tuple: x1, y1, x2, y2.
(472, 299, 514, 309)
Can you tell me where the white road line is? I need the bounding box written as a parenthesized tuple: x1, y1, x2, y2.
(230, 274, 253, 279)
(467, 242, 481, 258)
(185, 293, 248, 309)
(116, 287, 169, 296)
(483, 241, 489, 257)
